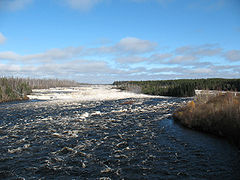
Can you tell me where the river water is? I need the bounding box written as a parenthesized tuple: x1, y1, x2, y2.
(0, 86, 239, 179)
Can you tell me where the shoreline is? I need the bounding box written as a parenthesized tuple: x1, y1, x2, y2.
(0, 96, 29, 104)
(173, 92, 240, 148)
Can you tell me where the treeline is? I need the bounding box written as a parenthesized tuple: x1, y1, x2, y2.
(113, 78, 240, 97)
(0, 78, 32, 102)
(0, 77, 82, 103)
(26, 78, 81, 89)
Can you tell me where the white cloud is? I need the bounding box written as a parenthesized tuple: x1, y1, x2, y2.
(0, 60, 126, 83)
(64, 0, 104, 11)
(0, 63, 21, 72)
(0, 46, 83, 62)
(224, 50, 240, 61)
(62, 60, 112, 74)
(114, 53, 172, 65)
(115, 37, 157, 54)
(0, 51, 20, 60)
(170, 55, 197, 64)
(0, 58, 239, 83)
(0, 32, 6, 44)
(0, 0, 33, 11)
(116, 56, 147, 63)
(192, 68, 213, 74)
(87, 37, 157, 55)
(24, 46, 83, 61)
(150, 53, 172, 62)
(175, 44, 222, 57)
(1, 39, 239, 83)
(150, 67, 185, 74)
(113, 53, 172, 65)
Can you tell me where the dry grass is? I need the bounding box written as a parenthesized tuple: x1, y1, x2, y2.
(173, 92, 240, 148)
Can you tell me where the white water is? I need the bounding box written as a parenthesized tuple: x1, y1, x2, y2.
(27, 85, 163, 102)
(2, 86, 240, 179)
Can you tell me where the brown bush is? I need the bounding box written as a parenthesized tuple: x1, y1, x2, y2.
(173, 92, 240, 148)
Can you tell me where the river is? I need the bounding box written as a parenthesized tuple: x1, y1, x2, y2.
(0, 85, 239, 179)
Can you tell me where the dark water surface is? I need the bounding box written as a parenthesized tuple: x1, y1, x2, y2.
(0, 97, 239, 179)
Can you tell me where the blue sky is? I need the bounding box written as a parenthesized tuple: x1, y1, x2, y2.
(0, 0, 240, 83)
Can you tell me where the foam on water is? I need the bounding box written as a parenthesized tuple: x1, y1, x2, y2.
(1, 86, 240, 179)
(27, 85, 161, 101)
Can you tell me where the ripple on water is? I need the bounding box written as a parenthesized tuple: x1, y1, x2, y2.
(0, 94, 239, 179)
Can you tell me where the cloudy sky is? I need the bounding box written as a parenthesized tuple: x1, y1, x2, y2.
(0, 0, 240, 83)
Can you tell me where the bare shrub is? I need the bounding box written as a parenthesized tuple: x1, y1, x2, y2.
(173, 92, 240, 148)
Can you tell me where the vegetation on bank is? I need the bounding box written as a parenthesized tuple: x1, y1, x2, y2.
(0, 77, 81, 103)
(173, 92, 240, 148)
(0, 78, 32, 102)
(115, 79, 240, 147)
(113, 78, 240, 97)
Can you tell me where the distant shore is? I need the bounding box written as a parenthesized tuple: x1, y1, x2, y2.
(0, 77, 81, 104)
(114, 78, 240, 97)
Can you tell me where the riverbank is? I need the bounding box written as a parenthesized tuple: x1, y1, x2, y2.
(173, 92, 240, 148)
(0, 77, 82, 103)
(0, 78, 32, 103)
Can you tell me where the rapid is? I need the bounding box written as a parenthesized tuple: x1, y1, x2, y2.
(0, 85, 239, 179)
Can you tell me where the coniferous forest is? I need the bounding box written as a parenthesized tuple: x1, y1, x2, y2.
(113, 78, 240, 97)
